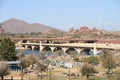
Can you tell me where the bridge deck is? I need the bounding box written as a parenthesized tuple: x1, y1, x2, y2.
(20, 43, 120, 49)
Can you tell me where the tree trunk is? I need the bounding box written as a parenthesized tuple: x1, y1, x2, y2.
(21, 68, 23, 80)
(11, 76, 13, 80)
(41, 71, 42, 80)
(1, 76, 4, 80)
(87, 75, 90, 80)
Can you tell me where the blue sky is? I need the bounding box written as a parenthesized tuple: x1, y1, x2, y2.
(0, 0, 120, 31)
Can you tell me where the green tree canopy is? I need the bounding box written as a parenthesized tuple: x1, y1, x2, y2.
(0, 38, 17, 61)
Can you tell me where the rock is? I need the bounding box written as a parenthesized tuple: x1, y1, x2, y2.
(79, 26, 91, 33)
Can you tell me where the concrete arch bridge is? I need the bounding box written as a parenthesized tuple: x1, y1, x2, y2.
(16, 42, 120, 55)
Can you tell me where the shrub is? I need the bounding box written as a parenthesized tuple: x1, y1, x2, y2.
(83, 56, 99, 65)
(74, 58, 80, 62)
(100, 49, 116, 73)
(81, 63, 98, 79)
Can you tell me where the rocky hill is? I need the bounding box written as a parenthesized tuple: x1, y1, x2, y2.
(68, 26, 102, 34)
(0, 18, 63, 34)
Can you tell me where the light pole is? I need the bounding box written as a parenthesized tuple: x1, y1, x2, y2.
(92, 52, 95, 65)
(69, 68, 71, 80)
(89, 50, 95, 65)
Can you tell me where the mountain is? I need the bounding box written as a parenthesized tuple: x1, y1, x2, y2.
(0, 18, 63, 34)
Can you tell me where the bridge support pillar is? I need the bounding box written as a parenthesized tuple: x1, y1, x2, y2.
(51, 47, 54, 52)
(39, 41, 43, 52)
(18, 41, 22, 47)
(93, 43, 97, 55)
(25, 45, 28, 49)
(63, 47, 67, 53)
(31, 46, 35, 50)
(75, 48, 82, 54)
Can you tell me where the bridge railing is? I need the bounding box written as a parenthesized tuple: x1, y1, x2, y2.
(19, 43, 120, 49)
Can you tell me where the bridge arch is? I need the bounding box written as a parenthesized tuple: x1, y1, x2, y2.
(96, 49, 114, 55)
(53, 46, 64, 56)
(53, 46, 62, 52)
(27, 46, 32, 50)
(80, 48, 93, 55)
(42, 46, 52, 52)
(65, 47, 78, 56)
(34, 46, 40, 51)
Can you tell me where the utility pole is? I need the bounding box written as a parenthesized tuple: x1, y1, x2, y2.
(69, 68, 70, 80)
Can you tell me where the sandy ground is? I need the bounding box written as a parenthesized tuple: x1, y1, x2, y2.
(4, 66, 120, 80)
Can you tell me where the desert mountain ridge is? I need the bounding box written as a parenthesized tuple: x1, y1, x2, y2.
(0, 18, 117, 35)
(0, 18, 64, 34)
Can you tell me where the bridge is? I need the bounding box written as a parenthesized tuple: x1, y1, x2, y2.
(1, 38, 120, 44)
(0, 38, 98, 43)
(1, 37, 120, 55)
(16, 41, 120, 55)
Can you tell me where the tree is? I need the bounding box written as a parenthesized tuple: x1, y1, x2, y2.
(27, 54, 39, 69)
(19, 54, 38, 80)
(0, 61, 10, 80)
(19, 57, 31, 69)
(36, 53, 50, 80)
(100, 49, 115, 73)
(19, 54, 39, 69)
(17, 49, 25, 59)
(19, 56, 31, 80)
(81, 63, 97, 79)
(0, 38, 17, 61)
(114, 52, 120, 67)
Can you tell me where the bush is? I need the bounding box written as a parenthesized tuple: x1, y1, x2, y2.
(83, 56, 99, 65)
(81, 63, 98, 79)
(74, 58, 80, 62)
(100, 49, 116, 73)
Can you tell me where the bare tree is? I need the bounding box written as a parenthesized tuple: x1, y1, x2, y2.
(19, 57, 31, 70)
(0, 61, 10, 80)
(100, 49, 115, 73)
(36, 53, 50, 80)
